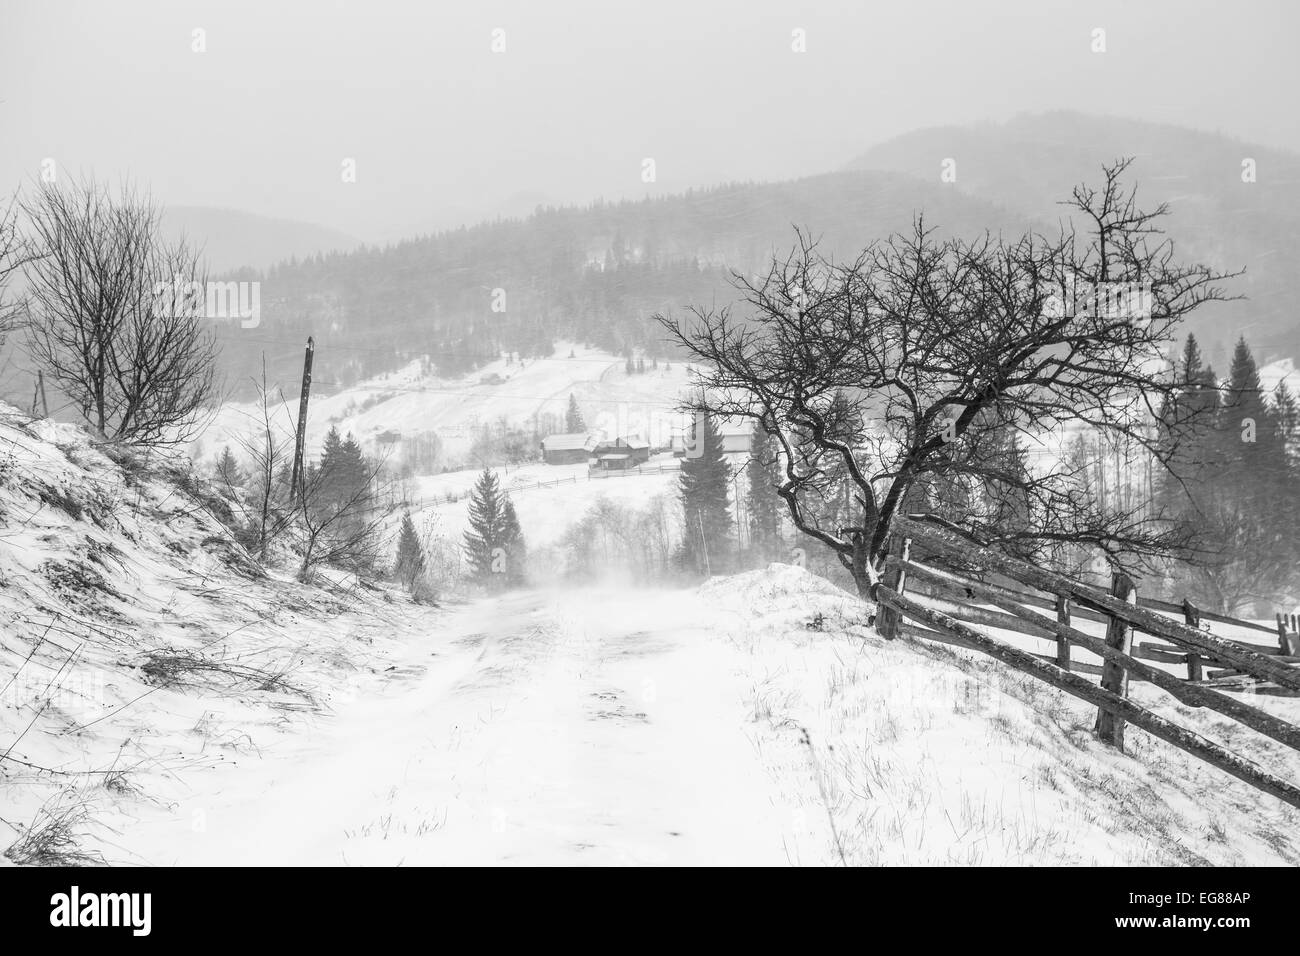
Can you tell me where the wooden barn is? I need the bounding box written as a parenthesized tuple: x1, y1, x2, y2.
(592, 436, 651, 467)
(541, 432, 596, 465)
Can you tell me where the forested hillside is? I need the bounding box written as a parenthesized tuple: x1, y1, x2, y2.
(199, 112, 1300, 401)
(847, 111, 1300, 367)
(212, 171, 1028, 396)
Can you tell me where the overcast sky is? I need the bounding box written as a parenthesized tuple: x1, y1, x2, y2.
(3, 0, 1297, 243)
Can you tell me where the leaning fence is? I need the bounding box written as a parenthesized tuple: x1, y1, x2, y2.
(872, 514, 1300, 809)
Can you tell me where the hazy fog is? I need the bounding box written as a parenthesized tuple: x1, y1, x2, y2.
(2, 0, 1297, 243)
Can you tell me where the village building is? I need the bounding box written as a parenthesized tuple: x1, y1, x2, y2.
(540, 432, 596, 465)
(592, 436, 651, 469)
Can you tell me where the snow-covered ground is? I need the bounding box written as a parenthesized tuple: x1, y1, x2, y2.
(403, 455, 683, 553)
(4, 404, 1298, 866)
(194, 342, 696, 467)
(78, 572, 1300, 865)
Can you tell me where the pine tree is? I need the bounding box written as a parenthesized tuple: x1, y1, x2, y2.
(565, 393, 586, 432)
(1274, 381, 1299, 456)
(317, 426, 347, 503)
(1159, 335, 1298, 613)
(1156, 334, 1222, 510)
(339, 433, 369, 499)
(679, 412, 732, 574)
(394, 512, 425, 591)
(318, 430, 370, 507)
(746, 421, 782, 561)
(501, 498, 527, 586)
(463, 467, 507, 585)
(1218, 337, 1281, 512)
(215, 446, 244, 487)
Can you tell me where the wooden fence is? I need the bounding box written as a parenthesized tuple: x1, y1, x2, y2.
(872, 514, 1300, 810)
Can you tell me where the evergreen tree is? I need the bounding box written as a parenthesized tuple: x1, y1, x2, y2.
(215, 446, 244, 487)
(1223, 336, 1276, 462)
(320, 426, 344, 468)
(565, 393, 586, 432)
(1158, 335, 1299, 612)
(317, 426, 347, 502)
(679, 412, 732, 574)
(318, 430, 370, 505)
(394, 512, 425, 591)
(339, 433, 369, 497)
(1156, 334, 1221, 511)
(463, 467, 508, 586)
(501, 498, 527, 586)
(745, 421, 783, 560)
(1274, 381, 1299, 456)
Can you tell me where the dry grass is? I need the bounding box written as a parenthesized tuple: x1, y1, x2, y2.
(138, 647, 313, 701)
(3, 789, 106, 866)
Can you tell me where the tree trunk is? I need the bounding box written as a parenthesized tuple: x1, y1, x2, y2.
(850, 531, 872, 599)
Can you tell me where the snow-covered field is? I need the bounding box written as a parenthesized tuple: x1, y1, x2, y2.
(3, 405, 1298, 866)
(195, 342, 696, 467)
(402, 455, 683, 555)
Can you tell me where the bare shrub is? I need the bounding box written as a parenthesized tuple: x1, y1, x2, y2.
(3, 791, 106, 866)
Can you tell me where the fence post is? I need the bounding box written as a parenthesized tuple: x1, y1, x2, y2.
(875, 534, 911, 640)
(1182, 598, 1203, 681)
(1055, 594, 1072, 669)
(1094, 571, 1137, 751)
(1278, 613, 1300, 656)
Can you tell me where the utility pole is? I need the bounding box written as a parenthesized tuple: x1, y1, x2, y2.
(288, 336, 315, 507)
(38, 370, 48, 419)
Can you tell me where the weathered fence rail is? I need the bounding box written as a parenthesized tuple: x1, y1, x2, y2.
(872, 514, 1300, 810)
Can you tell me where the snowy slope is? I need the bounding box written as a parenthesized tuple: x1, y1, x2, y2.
(195, 343, 697, 468)
(706, 566, 1300, 864)
(0, 405, 436, 865)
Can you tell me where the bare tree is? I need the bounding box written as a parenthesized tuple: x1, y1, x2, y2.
(0, 192, 27, 350)
(659, 161, 1237, 598)
(220, 357, 297, 561)
(23, 177, 219, 444)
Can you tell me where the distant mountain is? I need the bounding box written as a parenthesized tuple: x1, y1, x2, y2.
(161, 206, 364, 273)
(220, 115, 1300, 402)
(845, 111, 1300, 368)
(211, 171, 1032, 398)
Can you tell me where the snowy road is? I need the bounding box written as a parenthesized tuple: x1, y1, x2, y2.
(131, 588, 796, 866)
